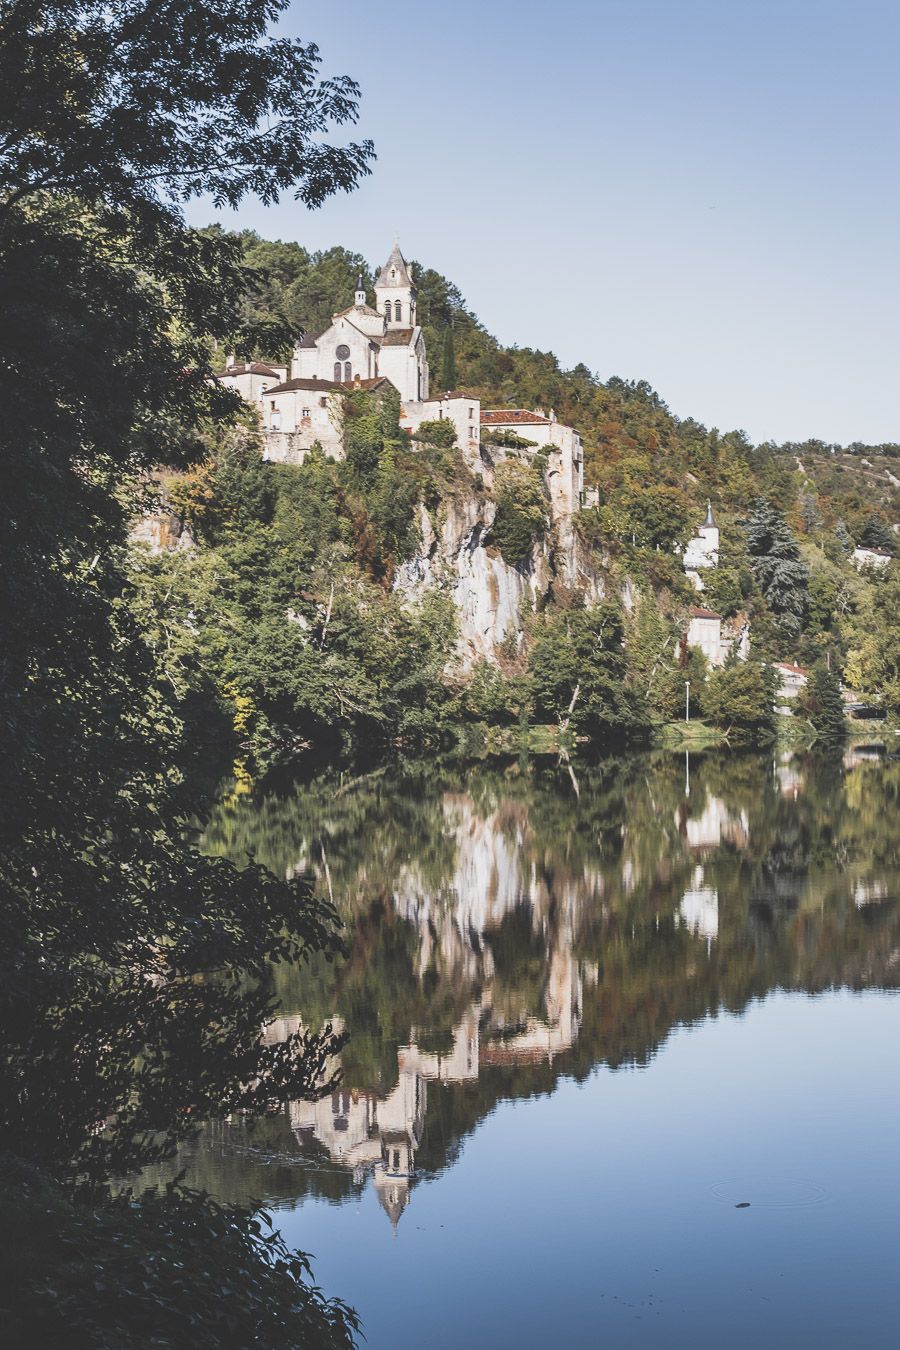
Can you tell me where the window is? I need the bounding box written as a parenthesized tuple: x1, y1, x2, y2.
(393, 1150, 401, 1171)
(384, 300, 391, 318)
(333, 362, 342, 382)
(469, 407, 474, 419)
(301, 407, 310, 418)
(335, 343, 350, 360)
(319, 397, 327, 408)
(344, 362, 352, 381)
(270, 401, 276, 411)
(394, 300, 402, 322)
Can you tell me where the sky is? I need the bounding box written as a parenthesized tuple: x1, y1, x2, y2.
(186, 0, 900, 445)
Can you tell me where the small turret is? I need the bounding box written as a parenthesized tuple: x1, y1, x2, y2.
(354, 275, 367, 307)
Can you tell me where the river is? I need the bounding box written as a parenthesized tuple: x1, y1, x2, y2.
(153, 746, 900, 1348)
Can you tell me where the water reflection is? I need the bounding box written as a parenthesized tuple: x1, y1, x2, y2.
(162, 748, 899, 1228)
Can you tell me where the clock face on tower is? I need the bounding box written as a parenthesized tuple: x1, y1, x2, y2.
(335, 344, 351, 361)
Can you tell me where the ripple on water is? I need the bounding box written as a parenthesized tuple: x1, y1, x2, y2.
(710, 1180, 829, 1210)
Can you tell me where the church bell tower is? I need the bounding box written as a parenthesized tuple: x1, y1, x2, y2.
(374, 242, 417, 330)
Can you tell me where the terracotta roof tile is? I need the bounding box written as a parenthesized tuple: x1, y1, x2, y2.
(688, 606, 722, 620)
(481, 409, 551, 426)
(380, 327, 415, 346)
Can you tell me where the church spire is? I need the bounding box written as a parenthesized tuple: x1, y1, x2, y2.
(703, 500, 716, 528)
(354, 274, 366, 306)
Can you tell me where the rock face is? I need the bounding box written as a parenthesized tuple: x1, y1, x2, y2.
(394, 493, 604, 667)
(130, 507, 194, 554)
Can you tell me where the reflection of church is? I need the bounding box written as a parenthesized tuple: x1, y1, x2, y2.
(674, 782, 750, 947)
(283, 949, 583, 1230)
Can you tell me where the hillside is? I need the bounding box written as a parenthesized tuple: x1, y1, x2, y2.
(126, 229, 900, 766)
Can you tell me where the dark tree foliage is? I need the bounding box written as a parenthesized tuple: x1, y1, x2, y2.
(744, 499, 809, 637)
(1, 1160, 359, 1349)
(704, 660, 777, 748)
(801, 662, 847, 747)
(529, 604, 648, 741)
(0, 1, 373, 1342)
(440, 323, 457, 390)
(0, 0, 373, 221)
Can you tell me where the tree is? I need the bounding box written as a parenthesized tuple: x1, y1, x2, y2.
(705, 660, 776, 748)
(529, 604, 648, 741)
(440, 323, 457, 390)
(744, 500, 809, 637)
(489, 460, 547, 565)
(413, 417, 458, 449)
(859, 514, 895, 554)
(1, 1, 373, 227)
(0, 0, 373, 1338)
(800, 662, 847, 747)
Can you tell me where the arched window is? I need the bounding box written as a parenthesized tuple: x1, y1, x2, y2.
(344, 361, 352, 382)
(384, 300, 391, 318)
(394, 300, 402, 322)
(333, 362, 342, 382)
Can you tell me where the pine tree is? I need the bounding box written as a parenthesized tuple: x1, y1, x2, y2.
(440, 323, 456, 391)
(803, 661, 847, 746)
(744, 499, 809, 635)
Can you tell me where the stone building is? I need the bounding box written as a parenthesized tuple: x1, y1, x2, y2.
(217, 243, 586, 520)
(479, 408, 584, 518)
(218, 358, 288, 407)
(681, 503, 749, 667)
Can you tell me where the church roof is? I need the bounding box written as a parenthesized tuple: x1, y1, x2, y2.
(376, 243, 414, 289)
(688, 606, 722, 620)
(294, 331, 322, 349)
(481, 409, 551, 425)
(380, 327, 415, 346)
(221, 361, 281, 377)
(332, 302, 383, 321)
(265, 376, 396, 395)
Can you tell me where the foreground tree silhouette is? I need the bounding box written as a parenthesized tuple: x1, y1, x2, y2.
(0, 2, 373, 1342)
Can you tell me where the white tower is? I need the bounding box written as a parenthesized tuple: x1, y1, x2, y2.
(374, 242, 417, 330)
(698, 500, 719, 564)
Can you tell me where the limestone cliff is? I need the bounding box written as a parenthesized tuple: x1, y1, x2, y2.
(394, 494, 605, 668)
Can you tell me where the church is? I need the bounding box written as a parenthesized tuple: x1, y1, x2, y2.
(218, 241, 584, 520)
(291, 242, 429, 400)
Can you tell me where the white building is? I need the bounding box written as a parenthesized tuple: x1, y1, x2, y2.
(685, 606, 749, 668)
(399, 392, 481, 470)
(290, 248, 428, 402)
(218, 358, 288, 406)
(852, 546, 892, 571)
(773, 661, 807, 711)
(218, 243, 586, 528)
(682, 501, 719, 589)
(480, 408, 584, 517)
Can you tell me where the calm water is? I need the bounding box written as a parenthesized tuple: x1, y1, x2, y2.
(163, 747, 900, 1348)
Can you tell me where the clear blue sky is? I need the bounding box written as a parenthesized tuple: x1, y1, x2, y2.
(187, 0, 900, 444)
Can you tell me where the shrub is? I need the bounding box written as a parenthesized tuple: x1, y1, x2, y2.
(489, 460, 547, 566)
(412, 418, 457, 449)
(705, 660, 776, 747)
(481, 428, 538, 450)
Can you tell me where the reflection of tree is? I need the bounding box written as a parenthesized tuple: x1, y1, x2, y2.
(181, 750, 900, 1217)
